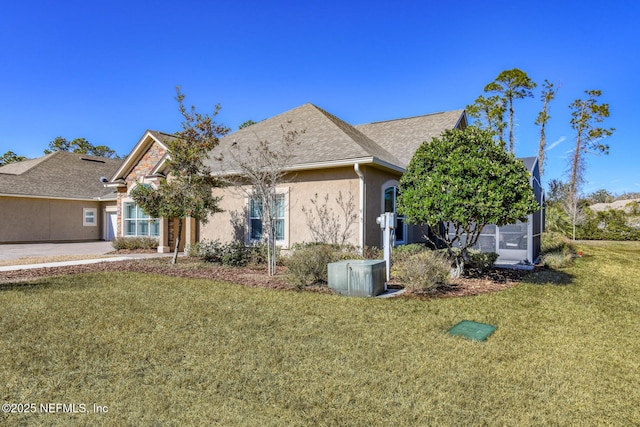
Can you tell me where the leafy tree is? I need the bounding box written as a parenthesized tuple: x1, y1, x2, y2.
(534, 80, 559, 175)
(44, 136, 120, 158)
(484, 68, 537, 153)
(586, 189, 615, 204)
(397, 127, 539, 276)
(0, 151, 26, 166)
(131, 88, 230, 264)
(465, 94, 506, 146)
(546, 179, 570, 204)
(238, 119, 258, 130)
(567, 90, 615, 207)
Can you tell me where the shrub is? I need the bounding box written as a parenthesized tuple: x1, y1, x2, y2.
(392, 250, 451, 293)
(392, 244, 428, 264)
(111, 237, 158, 250)
(189, 239, 223, 262)
(362, 246, 383, 260)
(541, 232, 576, 255)
(465, 249, 499, 273)
(220, 241, 251, 267)
(541, 251, 574, 269)
(189, 239, 260, 267)
(285, 243, 336, 288)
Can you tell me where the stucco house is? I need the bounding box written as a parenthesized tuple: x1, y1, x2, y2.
(106, 102, 543, 263)
(107, 103, 467, 253)
(0, 151, 121, 243)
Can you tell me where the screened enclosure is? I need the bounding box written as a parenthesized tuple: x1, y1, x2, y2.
(448, 157, 544, 264)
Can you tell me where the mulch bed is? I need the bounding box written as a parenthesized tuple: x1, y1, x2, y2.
(0, 258, 536, 298)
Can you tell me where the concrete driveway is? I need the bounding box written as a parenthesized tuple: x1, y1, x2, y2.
(0, 241, 115, 262)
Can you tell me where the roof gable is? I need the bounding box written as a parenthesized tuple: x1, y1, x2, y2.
(109, 130, 173, 183)
(355, 110, 467, 167)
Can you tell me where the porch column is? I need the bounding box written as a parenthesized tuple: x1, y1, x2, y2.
(185, 216, 197, 251)
(157, 217, 170, 253)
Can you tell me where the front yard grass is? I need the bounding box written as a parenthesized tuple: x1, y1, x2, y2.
(1, 241, 639, 425)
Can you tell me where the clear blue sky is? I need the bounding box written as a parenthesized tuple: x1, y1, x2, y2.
(1, 0, 637, 195)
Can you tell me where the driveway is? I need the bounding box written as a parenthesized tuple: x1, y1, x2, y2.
(0, 241, 114, 262)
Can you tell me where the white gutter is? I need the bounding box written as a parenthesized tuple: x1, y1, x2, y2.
(354, 163, 365, 253)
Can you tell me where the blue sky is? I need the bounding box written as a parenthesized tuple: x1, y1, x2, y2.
(1, 0, 637, 195)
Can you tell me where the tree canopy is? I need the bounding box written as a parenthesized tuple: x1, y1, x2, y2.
(44, 136, 120, 158)
(0, 151, 26, 166)
(131, 88, 230, 264)
(397, 126, 539, 272)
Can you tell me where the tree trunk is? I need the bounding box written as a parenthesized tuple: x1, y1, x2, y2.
(172, 218, 182, 265)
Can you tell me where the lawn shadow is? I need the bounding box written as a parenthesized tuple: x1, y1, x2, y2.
(522, 268, 574, 285)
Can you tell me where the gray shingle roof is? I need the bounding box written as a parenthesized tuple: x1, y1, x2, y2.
(0, 151, 122, 200)
(355, 110, 466, 167)
(207, 103, 464, 173)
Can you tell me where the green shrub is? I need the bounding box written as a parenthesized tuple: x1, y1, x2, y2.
(111, 237, 158, 250)
(285, 244, 336, 288)
(362, 246, 383, 260)
(284, 243, 361, 288)
(541, 251, 574, 269)
(190, 239, 265, 267)
(541, 231, 577, 255)
(465, 249, 499, 273)
(220, 241, 251, 267)
(392, 244, 428, 264)
(392, 250, 451, 293)
(189, 239, 223, 262)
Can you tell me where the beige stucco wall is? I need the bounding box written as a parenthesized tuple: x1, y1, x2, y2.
(0, 196, 112, 243)
(200, 167, 362, 248)
(198, 165, 431, 249)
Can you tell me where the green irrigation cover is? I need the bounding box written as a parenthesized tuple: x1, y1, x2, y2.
(448, 320, 497, 342)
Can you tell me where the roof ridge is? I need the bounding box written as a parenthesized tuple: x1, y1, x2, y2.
(310, 105, 404, 166)
(359, 109, 465, 126)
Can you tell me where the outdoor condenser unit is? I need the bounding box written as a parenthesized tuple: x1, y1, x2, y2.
(327, 260, 386, 297)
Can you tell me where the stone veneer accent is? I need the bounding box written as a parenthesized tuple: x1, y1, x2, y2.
(116, 141, 167, 238)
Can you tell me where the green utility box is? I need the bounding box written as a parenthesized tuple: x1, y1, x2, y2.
(327, 260, 386, 297)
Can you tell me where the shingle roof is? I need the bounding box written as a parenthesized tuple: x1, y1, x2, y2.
(207, 103, 464, 173)
(355, 110, 466, 167)
(0, 151, 122, 200)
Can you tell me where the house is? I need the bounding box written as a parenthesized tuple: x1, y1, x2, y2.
(0, 151, 121, 243)
(106, 102, 543, 262)
(106, 103, 467, 253)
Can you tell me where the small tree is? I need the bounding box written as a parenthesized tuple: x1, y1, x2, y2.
(534, 80, 559, 176)
(225, 123, 304, 275)
(131, 88, 229, 264)
(0, 151, 26, 166)
(397, 127, 539, 276)
(301, 186, 358, 245)
(466, 94, 506, 147)
(568, 90, 615, 204)
(484, 68, 537, 153)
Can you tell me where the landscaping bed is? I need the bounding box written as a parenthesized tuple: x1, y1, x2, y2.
(0, 256, 533, 297)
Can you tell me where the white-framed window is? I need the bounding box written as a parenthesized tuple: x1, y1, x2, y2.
(83, 208, 97, 227)
(123, 202, 159, 237)
(248, 191, 287, 244)
(383, 184, 406, 244)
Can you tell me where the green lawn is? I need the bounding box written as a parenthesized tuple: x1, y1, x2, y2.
(1, 241, 639, 426)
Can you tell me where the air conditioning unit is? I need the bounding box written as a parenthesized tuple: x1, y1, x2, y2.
(328, 260, 386, 297)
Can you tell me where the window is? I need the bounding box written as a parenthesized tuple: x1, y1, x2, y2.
(83, 208, 97, 227)
(249, 193, 285, 242)
(123, 202, 159, 237)
(384, 186, 405, 243)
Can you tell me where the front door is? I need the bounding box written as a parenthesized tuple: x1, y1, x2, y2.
(106, 212, 117, 241)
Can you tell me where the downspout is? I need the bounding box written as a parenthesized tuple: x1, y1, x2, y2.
(354, 163, 365, 254)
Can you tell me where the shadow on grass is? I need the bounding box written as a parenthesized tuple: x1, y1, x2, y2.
(522, 268, 574, 285)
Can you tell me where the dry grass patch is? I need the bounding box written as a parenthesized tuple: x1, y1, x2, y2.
(0, 254, 118, 267)
(1, 241, 640, 425)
